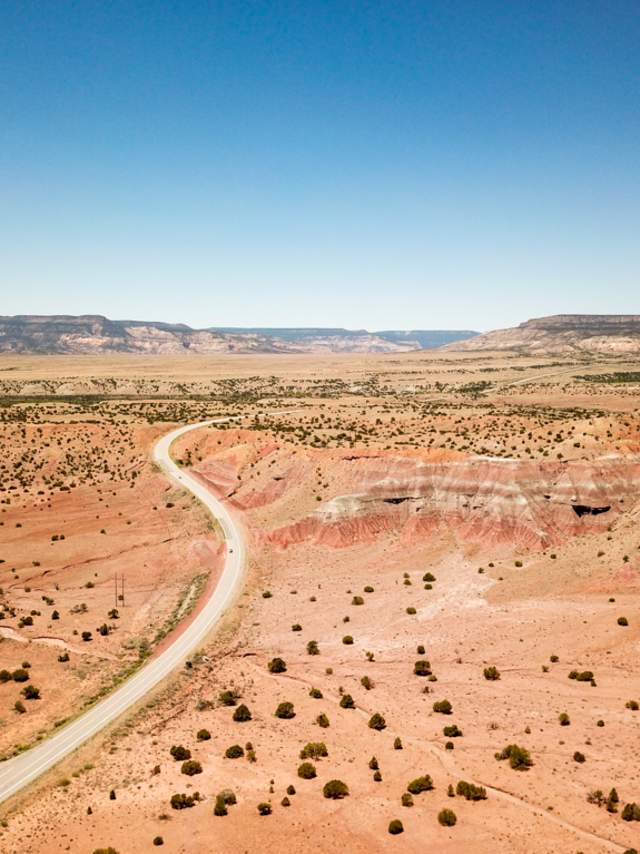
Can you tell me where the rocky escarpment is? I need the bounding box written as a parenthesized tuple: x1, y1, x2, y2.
(0, 315, 478, 354)
(445, 314, 640, 354)
(263, 456, 640, 552)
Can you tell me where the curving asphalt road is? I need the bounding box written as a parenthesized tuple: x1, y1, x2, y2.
(0, 418, 245, 805)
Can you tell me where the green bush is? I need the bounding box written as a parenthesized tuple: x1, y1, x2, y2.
(170, 793, 197, 810)
(323, 779, 349, 799)
(407, 775, 434, 795)
(433, 699, 452, 715)
(275, 701, 295, 719)
(388, 819, 404, 835)
(12, 669, 29, 683)
(621, 802, 640, 821)
(268, 657, 287, 673)
(495, 744, 533, 770)
(181, 760, 202, 776)
(233, 704, 252, 722)
(299, 742, 328, 760)
(368, 712, 386, 730)
(298, 762, 317, 779)
(438, 808, 457, 826)
(170, 745, 191, 761)
(456, 780, 487, 801)
(225, 744, 244, 759)
(414, 660, 432, 676)
(443, 724, 462, 737)
(219, 689, 238, 706)
(401, 792, 413, 807)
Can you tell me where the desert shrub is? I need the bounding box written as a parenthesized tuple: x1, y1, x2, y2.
(433, 699, 452, 715)
(401, 792, 413, 807)
(625, 700, 639, 711)
(364, 585, 374, 593)
(233, 704, 252, 722)
(309, 687, 323, 699)
(550, 654, 559, 662)
(297, 762, 317, 779)
(323, 779, 349, 799)
(621, 803, 640, 821)
(21, 684, 40, 700)
(373, 770, 382, 781)
(445, 741, 454, 750)
(369, 756, 379, 770)
(196, 729, 211, 741)
(559, 712, 570, 726)
(568, 670, 594, 682)
(456, 780, 487, 801)
(443, 724, 462, 738)
(352, 596, 364, 606)
(257, 802, 272, 815)
(219, 689, 239, 706)
(316, 713, 330, 728)
(152, 837, 163, 847)
(342, 635, 354, 645)
(414, 660, 432, 676)
(93, 849, 119, 854)
(0, 670, 12, 683)
(299, 742, 328, 760)
(617, 616, 629, 626)
(281, 796, 290, 807)
(394, 736, 403, 750)
(407, 775, 434, 795)
(423, 572, 435, 582)
(416, 644, 425, 655)
(406, 607, 417, 615)
(483, 666, 500, 681)
(275, 701, 295, 719)
(268, 657, 287, 673)
(219, 789, 237, 805)
(292, 623, 302, 632)
(262, 591, 272, 599)
(368, 712, 386, 730)
(339, 694, 355, 709)
(225, 744, 244, 759)
(573, 751, 586, 763)
(438, 808, 457, 826)
(170, 793, 197, 810)
(286, 784, 296, 795)
(58, 652, 70, 662)
(181, 760, 202, 776)
(388, 819, 404, 835)
(306, 640, 319, 655)
(213, 796, 227, 816)
(360, 675, 373, 690)
(170, 745, 191, 761)
(495, 744, 533, 770)
(12, 669, 29, 683)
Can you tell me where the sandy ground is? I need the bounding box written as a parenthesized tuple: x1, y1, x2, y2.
(0, 352, 639, 853)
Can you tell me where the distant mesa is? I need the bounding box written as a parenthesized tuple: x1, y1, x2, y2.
(0, 315, 479, 355)
(444, 314, 640, 354)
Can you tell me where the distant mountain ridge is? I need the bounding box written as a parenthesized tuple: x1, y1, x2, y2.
(445, 314, 640, 354)
(0, 315, 478, 355)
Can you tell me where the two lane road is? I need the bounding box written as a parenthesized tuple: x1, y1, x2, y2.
(0, 418, 245, 805)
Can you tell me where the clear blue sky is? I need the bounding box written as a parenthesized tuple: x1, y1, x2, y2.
(2, 1, 638, 331)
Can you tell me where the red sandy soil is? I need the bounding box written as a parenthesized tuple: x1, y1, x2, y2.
(2, 417, 639, 854)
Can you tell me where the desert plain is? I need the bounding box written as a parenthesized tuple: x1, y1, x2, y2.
(0, 350, 639, 853)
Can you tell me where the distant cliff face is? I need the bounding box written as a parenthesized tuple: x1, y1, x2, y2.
(445, 314, 640, 354)
(0, 315, 478, 355)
